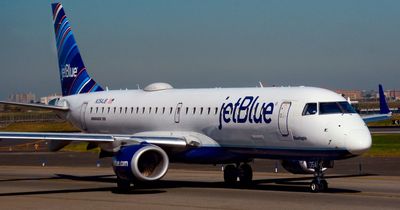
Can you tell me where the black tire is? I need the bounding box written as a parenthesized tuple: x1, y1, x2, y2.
(239, 163, 253, 185)
(320, 180, 328, 191)
(117, 178, 131, 193)
(310, 180, 320, 193)
(224, 165, 238, 185)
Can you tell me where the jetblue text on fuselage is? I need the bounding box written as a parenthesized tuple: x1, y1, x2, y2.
(61, 64, 78, 79)
(218, 96, 274, 130)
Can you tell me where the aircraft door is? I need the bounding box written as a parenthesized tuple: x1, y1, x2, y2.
(80, 102, 88, 130)
(278, 102, 291, 136)
(174, 103, 183, 123)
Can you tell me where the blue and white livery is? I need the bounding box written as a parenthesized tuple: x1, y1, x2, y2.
(0, 3, 392, 193)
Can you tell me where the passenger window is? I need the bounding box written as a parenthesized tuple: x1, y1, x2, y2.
(125, 107, 128, 114)
(113, 107, 116, 114)
(102, 107, 104, 113)
(186, 107, 189, 114)
(96, 107, 98, 113)
(131, 107, 134, 114)
(136, 107, 139, 114)
(193, 107, 196, 114)
(302, 103, 317, 115)
(107, 107, 110, 114)
(200, 107, 204, 115)
(215, 107, 218, 115)
(119, 107, 122, 114)
(208, 107, 211, 115)
(142, 107, 145, 114)
(155, 107, 158, 114)
(149, 107, 152, 114)
(170, 107, 173, 114)
(90, 107, 93, 114)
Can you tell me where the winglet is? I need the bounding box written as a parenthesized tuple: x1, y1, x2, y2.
(378, 84, 390, 114)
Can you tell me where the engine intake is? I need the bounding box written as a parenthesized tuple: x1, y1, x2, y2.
(113, 144, 169, 182)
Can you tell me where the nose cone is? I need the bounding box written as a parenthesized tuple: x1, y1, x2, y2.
(347, 129, 372, 155)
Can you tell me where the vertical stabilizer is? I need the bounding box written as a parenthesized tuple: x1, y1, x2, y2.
(51, 3, 103, 96)
(378, 84, 390, 114)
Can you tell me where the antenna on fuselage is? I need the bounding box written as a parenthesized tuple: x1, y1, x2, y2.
(258, 81, 264, 88)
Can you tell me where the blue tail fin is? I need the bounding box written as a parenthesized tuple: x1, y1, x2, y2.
(378, 84, 390, 114)
(51, 3, 103, 96)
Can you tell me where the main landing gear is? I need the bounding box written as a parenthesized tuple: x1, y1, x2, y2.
(223, 163, 253, 186)
(310, 161, 328, 193)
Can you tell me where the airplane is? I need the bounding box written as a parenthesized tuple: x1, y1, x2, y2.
(0, 2, 392, 193)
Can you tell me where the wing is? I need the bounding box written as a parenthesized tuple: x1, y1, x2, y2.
(361, 84, 392, 123)
(0, 131, 217, 149)
(0, 101, 69, 111)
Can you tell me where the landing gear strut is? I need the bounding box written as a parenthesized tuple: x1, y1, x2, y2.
(310, 161, 328, 193)
(223, 163, 253, 185)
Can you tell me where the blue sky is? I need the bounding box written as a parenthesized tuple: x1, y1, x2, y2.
(1, 0, 400, 99)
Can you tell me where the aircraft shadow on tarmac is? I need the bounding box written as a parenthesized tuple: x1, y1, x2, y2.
(0, 173, 376, 196)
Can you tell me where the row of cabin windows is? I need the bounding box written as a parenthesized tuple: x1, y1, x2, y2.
(89, 106, 219, 115)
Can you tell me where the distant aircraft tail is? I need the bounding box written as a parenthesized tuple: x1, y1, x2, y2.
(51, 3, 103, 96)
(378, 84, 390, 114)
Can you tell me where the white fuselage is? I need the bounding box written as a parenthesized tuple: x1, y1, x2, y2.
(57, 86, 371, 161)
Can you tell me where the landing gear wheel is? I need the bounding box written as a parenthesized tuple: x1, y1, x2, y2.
(238, 163, 253, 185)
(321, 180, 328, 191)
(117, 178, 131, 193)
(309, 161, 329, 193)
(310, 180, 320, 193)
(224, 165, 238, 185)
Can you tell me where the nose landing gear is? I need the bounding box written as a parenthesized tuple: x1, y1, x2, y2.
(223, 163, 253, 186)
(310, 161, 328, 193)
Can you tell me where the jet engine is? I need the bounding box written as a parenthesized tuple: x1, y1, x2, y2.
(281, 160, 332, 174)
(113, 144, 169, 182)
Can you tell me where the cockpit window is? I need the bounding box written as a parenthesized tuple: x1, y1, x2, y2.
(302, 103, 317, 115)
(338, 102, 357, 113)
(319, 101, 356, 115)
(319, 102, 342, 114)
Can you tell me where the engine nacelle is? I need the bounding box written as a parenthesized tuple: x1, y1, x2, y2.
(281, 160, 332, 174)
(113, 144, 169, 182)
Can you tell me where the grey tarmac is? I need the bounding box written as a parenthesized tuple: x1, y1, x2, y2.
(0, 155, 399, 210)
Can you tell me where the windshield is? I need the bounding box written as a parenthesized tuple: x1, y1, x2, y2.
(319, 101, 356, 115)
(338, 102, 357, 113)
(302, 103, 317, 115)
